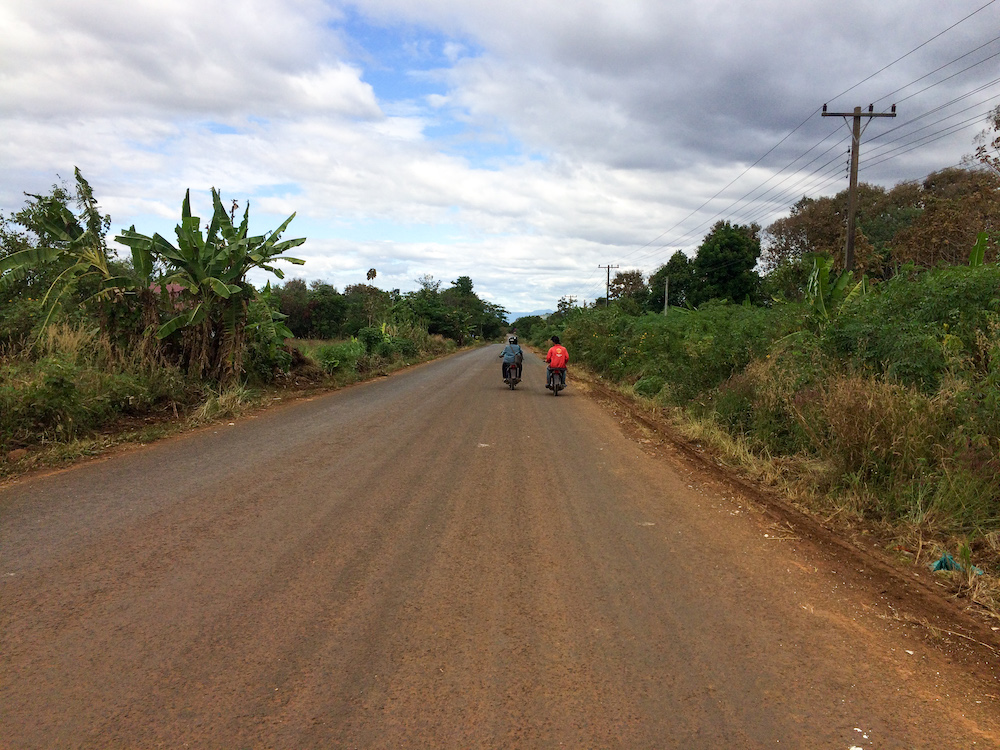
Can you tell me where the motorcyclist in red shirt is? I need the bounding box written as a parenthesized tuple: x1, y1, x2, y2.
(545, 335, 569, 390)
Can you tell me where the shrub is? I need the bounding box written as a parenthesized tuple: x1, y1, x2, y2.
(393, 337, 419, 358)
(633, 375, 665, 398)
(357, 326, 386, 354)
(0, 296, 44, 349)
(825, 265, 1000, 392)
(314, 339, 365, 374)
(564, 302, 808, 403)
(375, 339, 398, 359)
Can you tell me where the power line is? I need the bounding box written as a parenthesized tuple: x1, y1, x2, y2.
(566, 1, 1000, 299)
(872, 33, 1000, 106)
(826, 0, 998, 108)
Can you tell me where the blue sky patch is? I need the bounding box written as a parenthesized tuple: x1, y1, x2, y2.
(337, 9, 478, 106)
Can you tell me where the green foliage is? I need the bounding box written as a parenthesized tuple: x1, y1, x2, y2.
(565, 302, 805, 402)
(314, 339, 365, 373)
(393, 337, 419, 358)
(307, 282, 347, 339)
(647, 252, 695, 311)
(274, 278, 311, 336)
(761, 256, 812, 303)
(823, 264, 1000, 392)
(762, 169, 1000, 278)
(393, 274, 507, 343)
(116, 188, 304, 381)
(357, 325, 386, 354)
(633, 375, 665, 398)
(565, 261, 1000, 541)
(690, 221, 762, 306)
(243, 292, 293, 382)
(511, 315, 545, 338)
(0, 295, 43, 348)
(0, 168, 115, 332)
(970, 231, 988, 267)
(609, 269, 648, 305)
(0, 326, 191, 452)
(805, 254, 869, 323)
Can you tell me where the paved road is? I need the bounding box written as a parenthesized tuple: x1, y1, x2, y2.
(2, 345, 999, 748)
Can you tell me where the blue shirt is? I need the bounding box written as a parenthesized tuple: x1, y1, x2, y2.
(501, 344, 522, 363)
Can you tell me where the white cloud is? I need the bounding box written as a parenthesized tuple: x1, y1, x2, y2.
(2, 0, 999, 311)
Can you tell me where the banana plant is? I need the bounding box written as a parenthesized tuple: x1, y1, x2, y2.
(115, 189, 304, 379)
(0, 168, 117, 331)
(969, 231, 989, 268)
(805, 254, 868, 323)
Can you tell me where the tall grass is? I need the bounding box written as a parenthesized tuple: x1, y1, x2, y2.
(1, 323, 191, 453)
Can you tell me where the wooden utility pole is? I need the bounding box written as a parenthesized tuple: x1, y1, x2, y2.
(822, 103, 896, 271)
(663, 276, 669, 314)
(599, 264, 619, 306)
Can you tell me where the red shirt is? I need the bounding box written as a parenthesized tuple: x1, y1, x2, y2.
(546, 345, 569, 369)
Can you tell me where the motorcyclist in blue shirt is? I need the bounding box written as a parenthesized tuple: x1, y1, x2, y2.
(499, 336, 523, 382)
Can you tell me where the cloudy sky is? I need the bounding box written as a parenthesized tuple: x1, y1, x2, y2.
(2, 0, 999, 314)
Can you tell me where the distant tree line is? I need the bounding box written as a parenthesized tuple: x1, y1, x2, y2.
(271, 273, 507, 344)
(562, 162, 1000, 318)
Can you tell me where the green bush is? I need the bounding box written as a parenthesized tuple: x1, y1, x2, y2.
(375, 339, 398, 359)
(633, 375, 665, 398)
(0, 296, 44, 349)
(564, 302, 807, 403)
(243, 297, 293, 383)
(314, 339, 365, 374)
(393, 337, 419, 358)
(0, 344, 192, 451)
(357, 326, 386, 354)
(824, 265, 1000, 392)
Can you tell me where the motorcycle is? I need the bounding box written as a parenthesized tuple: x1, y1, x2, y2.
(506, 363, 521, 390)
(548, 367, 566, 396)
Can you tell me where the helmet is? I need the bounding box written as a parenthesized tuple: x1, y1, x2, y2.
(509, 336, 518, 344)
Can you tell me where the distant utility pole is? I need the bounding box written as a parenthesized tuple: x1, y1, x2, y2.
(822, 103, 896, 271)
(663, 276, 669, 314)
(599, 264, 619, 306)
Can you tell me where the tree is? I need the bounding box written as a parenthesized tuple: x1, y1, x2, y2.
(274, 278, 310, 337)
(647, 251, 695, 311)
(306, 281, 346, 339)
(608, 270, 646, 301)
(761, 256, 812, 302)
(761, 184, 921, 278)
(761, 195, 842, 272)
(891, 168, 1000, 268)
(511, 315, 544, 338)
(342, 283, 391, 334)
(689, 221, 762, 306)
(0, 168, 117, 330)
(450, 275, 474, 296)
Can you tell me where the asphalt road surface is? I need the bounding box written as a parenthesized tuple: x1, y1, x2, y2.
(2, 345, 999, 748)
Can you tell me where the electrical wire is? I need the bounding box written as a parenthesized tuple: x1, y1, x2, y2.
(566, 0, 1000, 299)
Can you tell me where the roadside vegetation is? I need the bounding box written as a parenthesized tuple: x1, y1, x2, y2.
(519, 111, 1000, 615)
(0, 172, 505, 472)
